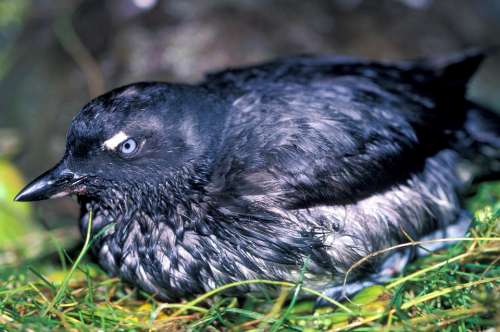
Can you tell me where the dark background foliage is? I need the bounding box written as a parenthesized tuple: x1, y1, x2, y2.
(1, 0, 499, 226)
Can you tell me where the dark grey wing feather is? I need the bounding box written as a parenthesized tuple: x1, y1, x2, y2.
(206, 51, 485, 208)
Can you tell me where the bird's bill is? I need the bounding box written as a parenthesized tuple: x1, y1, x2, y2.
(14, 161, 85, 202)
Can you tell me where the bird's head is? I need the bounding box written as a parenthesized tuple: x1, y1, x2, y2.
(15, 82, 222, 205)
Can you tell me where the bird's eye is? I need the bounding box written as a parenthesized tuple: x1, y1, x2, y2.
(119, 138, 138, 155)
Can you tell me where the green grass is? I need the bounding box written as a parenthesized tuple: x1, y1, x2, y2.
(0, 182, 498, 331)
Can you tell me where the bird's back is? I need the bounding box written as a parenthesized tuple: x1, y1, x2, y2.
(203, 51, 489, 208)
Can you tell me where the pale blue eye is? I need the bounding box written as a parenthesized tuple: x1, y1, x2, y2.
(120, 138, 137, 154)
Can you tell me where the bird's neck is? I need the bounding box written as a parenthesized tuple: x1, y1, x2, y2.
(79, 160, 211, 246)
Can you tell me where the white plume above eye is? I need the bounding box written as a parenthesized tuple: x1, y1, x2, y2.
(103, 131, 129, 150)
(120, 138, 138, 155)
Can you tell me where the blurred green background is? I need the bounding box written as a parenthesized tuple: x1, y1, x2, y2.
(1, 0, 500, 238)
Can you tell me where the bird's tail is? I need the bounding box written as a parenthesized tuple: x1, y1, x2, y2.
(454, 102, 500, 183)
(403, 48, 488, 96)
(420, 48, 500, 183)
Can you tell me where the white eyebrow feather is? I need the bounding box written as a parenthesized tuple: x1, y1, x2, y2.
(103, 131, 129, 150)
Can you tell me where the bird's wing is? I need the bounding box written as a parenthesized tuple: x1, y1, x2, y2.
(207, 51, 485, 209)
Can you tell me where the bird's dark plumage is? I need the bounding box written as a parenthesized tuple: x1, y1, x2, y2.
(16, 51, 500, 300)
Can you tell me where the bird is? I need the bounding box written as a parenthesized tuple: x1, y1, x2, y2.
(15, 50, 500, 301)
